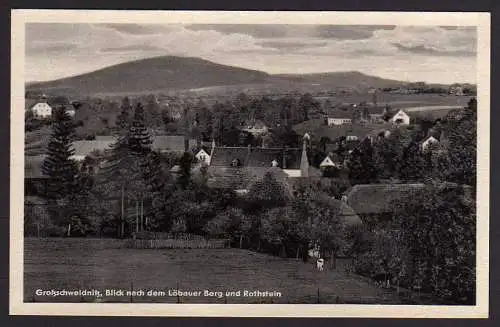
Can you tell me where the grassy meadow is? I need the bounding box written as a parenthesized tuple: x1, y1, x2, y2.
(24, 238, 402, 304)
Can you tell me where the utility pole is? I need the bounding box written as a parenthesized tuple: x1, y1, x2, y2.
(135, 198, 139, 233)
(121, 184, 125, 238)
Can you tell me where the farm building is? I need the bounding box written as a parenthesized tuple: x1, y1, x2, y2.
(344, 183, 474, 230)
(25, 155, 50, 198)
(390, 109, 411, 125)
(195, 148, 211, 164)
(421, 135, 440, 152)
(29, 101, 52, 119)
(71, 140, 115, 162)
(326, 110, 352, 126)
(239, 119, 269, 136)
(152, 135, 198, 153)
(206, 137, 321, 192)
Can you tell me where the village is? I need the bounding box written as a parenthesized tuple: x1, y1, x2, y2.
(23, 85, 477, 305)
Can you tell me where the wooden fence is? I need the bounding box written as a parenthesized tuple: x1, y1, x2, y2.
(127, 232, 231, 249)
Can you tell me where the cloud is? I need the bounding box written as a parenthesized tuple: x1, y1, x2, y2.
(185, 24, 308, 38)
(392, 43, 475, 57)
(24, 23, 477, 84)
(26, 41, 79, 56)
(99, 44, 166, 53)
(101, 23, 177, 35)
(314, 25, 395, 40)
(257, 40, 328, 51)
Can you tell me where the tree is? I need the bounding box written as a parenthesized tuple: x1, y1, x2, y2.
(391, 184, 476, 304)
(397, 141, 426, 182)
(298, 93, 321, 121)
(128, 103, 152, 156)
(177, 152, 194, 189)
(441, 103, 477, 187)
(42, 107, 79, 199)
(247, 172, 288, 211)
(116, 97, 132, 132)
(347, 139, 377, 184)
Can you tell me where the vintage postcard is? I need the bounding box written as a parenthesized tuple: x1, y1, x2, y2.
(10, 10, 490, 317)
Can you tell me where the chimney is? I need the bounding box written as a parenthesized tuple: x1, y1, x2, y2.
(300, 139, 309, 177)
(184, 136, 189, 153)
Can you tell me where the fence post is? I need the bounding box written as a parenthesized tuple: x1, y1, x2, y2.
(176, 281, 180, 303)
(130, 281, 134, 303)
(317, 288, 320, 304)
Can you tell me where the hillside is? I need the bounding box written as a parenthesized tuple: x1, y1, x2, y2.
(26, 56, 415, 97)
(274, 71, 406, 91)
(27, 56, 273, 96)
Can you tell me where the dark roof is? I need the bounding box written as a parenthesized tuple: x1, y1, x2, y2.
(366, 106, 386, 115)
(346, 183, 427, 215)
(95, 135, 118, 142)
(327, 110, 352, 119)
(210, 146, 303, 169)
(347, 183, 474, 216)
(151, 135, 197, 152)
(72, 140, 115, 158)
(406, 107, 464, 121)
(206, 166, 288, 190)
(25, 155, 48, 179)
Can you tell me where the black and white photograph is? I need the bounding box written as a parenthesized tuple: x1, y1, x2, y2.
(10, 10, 490, 317)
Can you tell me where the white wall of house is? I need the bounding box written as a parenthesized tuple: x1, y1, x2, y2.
(283, 169, 302, 177)
(319, 156, 337, 168)
(32, 102, 52, 118)
(195, 149, 211, 164)
(390, 110, 411, 125)
(421, 136, 439, 151)
(70, 155, 86, 162)
(327, 117, 352, 126)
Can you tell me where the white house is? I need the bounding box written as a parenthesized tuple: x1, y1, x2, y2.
(390, 109, 411, 125)
(195, 148, 211, 164)
(327, 117, 352, 126)
(65, 107, 76, 117)
(327, 110, 352, 126)
(421, 136, 439, 151)
(346, 135, 359, 141)
(31, 102, 52, 119)
(319, 155, 342, 169)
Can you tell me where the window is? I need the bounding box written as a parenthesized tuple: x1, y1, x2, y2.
(231, 159, 240, 167)
(200, 155, 206, 162)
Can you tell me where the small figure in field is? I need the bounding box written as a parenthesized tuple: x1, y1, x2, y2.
(316, 258, 324, 271)
(372, 272, 392, 288)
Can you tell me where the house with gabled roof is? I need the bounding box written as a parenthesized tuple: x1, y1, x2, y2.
(327, 110, 352, 126)
(344, 183, 473, 229)
(319, 153, 343, 169)
(421, 135, 440, 152)
(390, 109, 411, 125)
(206, 136, 317, 193)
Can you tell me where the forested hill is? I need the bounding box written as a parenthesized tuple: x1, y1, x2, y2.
(26, 55, 415, 97)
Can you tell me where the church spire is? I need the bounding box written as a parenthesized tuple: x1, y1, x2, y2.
(300, 137, 309, 177)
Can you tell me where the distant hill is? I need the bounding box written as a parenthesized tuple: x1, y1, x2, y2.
(26, 55, 440, 97)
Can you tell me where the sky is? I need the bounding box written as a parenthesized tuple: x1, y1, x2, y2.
(25, 23, 477, 84)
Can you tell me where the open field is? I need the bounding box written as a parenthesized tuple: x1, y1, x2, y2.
(24, 238, 402, 304)
(315, 93, 472, 108)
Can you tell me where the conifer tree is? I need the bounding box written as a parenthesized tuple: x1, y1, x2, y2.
(42, 106, 78, 198)
(116, 97, 131, 133)
(129, 103, 153, 156)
